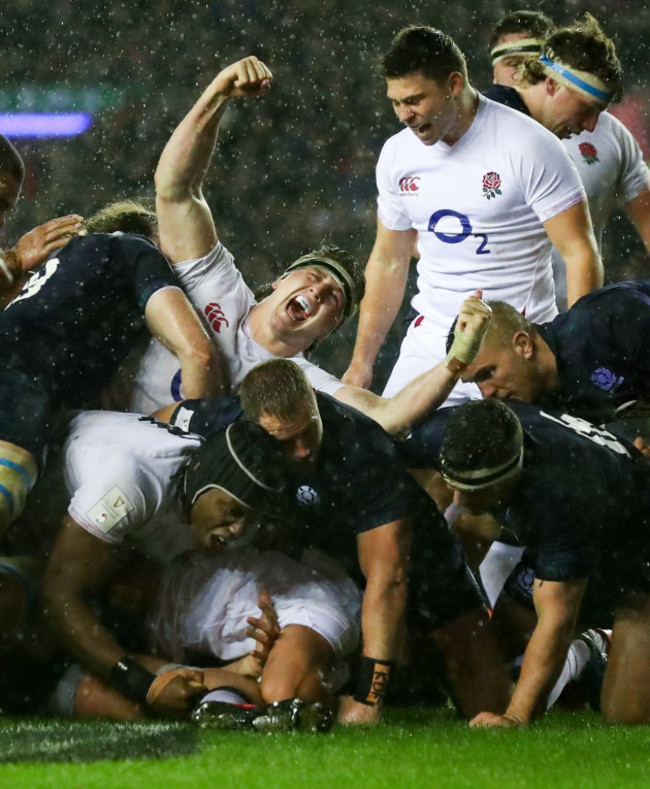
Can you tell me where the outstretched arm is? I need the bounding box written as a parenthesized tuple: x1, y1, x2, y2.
(335, 292, 491, 437)
(155, 56, 273, 264)
(341, 219, 416, 390)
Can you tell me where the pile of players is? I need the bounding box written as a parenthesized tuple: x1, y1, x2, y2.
(1, 9, 650, 731)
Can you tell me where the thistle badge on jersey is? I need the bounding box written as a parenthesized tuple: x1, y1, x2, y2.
(590, 366, 624, 392)
(482, 171, 502, 200)
(578, 142, 599, 165)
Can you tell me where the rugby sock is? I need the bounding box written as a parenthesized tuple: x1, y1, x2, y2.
(546, 639, 591, 709)
(199, 687, 253, 706)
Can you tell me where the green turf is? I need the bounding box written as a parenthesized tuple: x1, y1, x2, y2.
(1, 709, 650, 788)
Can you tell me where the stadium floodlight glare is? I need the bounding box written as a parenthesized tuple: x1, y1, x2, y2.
(0, 113, 93, 138)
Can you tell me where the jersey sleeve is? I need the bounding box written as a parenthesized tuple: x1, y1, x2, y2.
(169, 396, 243, 437)
(611, 116, 650, 204)
(292, 356, 345, 397)
(172, 241, 250, 293)
(376, 136, 415, 232)
(514, 129, 587, 223)
(112, 233, 180, 309)
(67, 450, 163, 546)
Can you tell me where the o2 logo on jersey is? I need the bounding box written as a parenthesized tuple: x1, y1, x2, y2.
(399, 176, 420, 194)
(296, 485, 320, 507)
(204, 302, 230, 334)
(427, 209, 490, 255)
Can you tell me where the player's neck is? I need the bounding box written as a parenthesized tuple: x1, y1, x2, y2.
(441, 87, 480, 145)
(514, 82, 544, 124)
(537, 335, 560, 391)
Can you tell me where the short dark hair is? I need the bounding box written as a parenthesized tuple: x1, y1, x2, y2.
(489, 10, 556, 52)
(518, 14, 623, 103)
(381, 26, 467, 83)
(240, 358, 317, 425)
(83, 199, 158, 238)
(440, 400, 522, 485)
(0, 134, 25, 183)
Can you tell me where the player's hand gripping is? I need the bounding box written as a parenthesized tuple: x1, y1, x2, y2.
(145, 667, 207, 718)
(446, 290, 492, 372)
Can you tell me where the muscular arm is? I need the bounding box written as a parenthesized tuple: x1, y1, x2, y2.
(339, 519, 410, 725)
(472, 576, 587, 727)
(335, 292, 491, 436)
(144, 286, 230, 398)
(42, 516, 205, 716)
(625, 189, 650, 256)
(42, 515, 127, 679)
(342, 220, 416, 389)
(155, 56, 272, 263)
(544, 201, 602, 308)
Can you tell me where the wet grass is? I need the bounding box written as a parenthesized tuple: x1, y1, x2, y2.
(1, 708, 649, 788)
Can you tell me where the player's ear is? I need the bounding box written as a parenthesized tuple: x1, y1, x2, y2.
(545, 77, 560, 97)
(448, 71, 465, 96)
(512, 331, 534, 359)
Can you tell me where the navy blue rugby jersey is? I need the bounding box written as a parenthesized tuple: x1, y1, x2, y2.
(483, 84, 532, 115)
(0, 232, 177, 407)
(494, 401, 650, 589)
(537, 281, 650, 421)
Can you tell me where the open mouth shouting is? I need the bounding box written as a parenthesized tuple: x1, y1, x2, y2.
(287, 294, 314, 322)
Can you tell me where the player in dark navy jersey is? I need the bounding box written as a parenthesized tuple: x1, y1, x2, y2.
(456, 284, 650, 425)
(0, 228, 224, 538)
(233, 359, 511, 727)
(438, 398, 650, 726)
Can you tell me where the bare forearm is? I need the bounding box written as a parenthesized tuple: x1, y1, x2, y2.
(155, 85, 229, 200)
(43, 587, 125, 680)
(360, 573, 408, 660)
(351, 256, 408, 369)
(565, 250, 603, 307)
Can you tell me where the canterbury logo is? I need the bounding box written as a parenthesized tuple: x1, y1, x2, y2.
(399, 176, 420, 193)
(204, 302, 230, 334)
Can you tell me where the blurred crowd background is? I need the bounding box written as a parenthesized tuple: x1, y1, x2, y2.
(1, 0, 648, 381)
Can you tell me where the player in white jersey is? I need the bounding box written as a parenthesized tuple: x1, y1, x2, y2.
(488, 12, 650, 309)
(342, 26, 602, 404)
(41, 416, 293, 719)
(133, 55, 495, 438)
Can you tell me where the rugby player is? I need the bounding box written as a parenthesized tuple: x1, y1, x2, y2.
(342, 25, 601, 402)
(439, 399, 650, 726)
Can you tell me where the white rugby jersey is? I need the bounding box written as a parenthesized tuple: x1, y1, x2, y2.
(561, 111, 650, 245)
(130, 242, 344, 414)
(64, 411, 198, 562)
(148, 548, 362, 662)
(377, 94, 585, 326)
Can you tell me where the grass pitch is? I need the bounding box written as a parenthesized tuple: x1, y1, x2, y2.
(1, 708, 649, 788)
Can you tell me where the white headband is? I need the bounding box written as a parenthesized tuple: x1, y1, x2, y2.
(491, 37, 544, 67)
